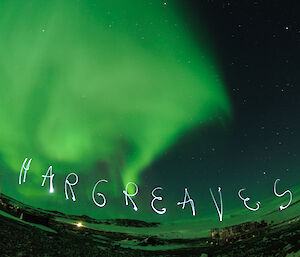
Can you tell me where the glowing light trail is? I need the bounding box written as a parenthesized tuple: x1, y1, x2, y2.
(273, 179, 292, 210)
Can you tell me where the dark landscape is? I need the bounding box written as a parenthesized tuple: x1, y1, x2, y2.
(0, 193, 299, 257)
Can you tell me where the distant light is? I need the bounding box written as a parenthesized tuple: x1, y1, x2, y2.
(285, 26, 289, 30)
(76, 222, 83, 228)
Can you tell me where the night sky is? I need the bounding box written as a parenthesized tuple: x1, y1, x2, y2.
(0, 0, 299, 228)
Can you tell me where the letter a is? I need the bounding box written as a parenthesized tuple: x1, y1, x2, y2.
(41, 166, 55, 193)
(177, 188, 196, 216)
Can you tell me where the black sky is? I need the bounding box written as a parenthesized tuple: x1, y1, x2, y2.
(146, 1, 300, 204)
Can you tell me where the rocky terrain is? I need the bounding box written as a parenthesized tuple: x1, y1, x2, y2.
(0, 193, 299, 256)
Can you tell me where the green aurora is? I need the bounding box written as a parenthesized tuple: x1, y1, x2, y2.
(0, 0, 230, 207)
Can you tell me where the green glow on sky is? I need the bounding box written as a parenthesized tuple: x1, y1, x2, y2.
(0, 0, 231, 196)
